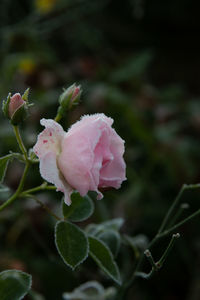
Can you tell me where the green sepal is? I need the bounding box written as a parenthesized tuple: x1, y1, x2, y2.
(22, 87, 30, 101)
(10, 103, 28, 125)
(2, 93, 11, 118)
(57, 83, 82, 118)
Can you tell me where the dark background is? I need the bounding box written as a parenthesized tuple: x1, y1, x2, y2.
(1, 0, 200, 299)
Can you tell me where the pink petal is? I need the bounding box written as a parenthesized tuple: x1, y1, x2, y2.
(8, 93, 25, 118)
(40, 152, 73, 205)
(67, 113, 113, 137)
(33, 118, 65, 158)
(58, 117, 108, 197)
(99, 128, 126, 188)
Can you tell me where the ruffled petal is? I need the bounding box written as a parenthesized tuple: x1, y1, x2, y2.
(99, 128, 126, 188)
(33, 118, 65, 158)
(33, 118, 73, 205)
(58, 120, 102, 196)
(67, 113, 113, 136)
(40, 152, 73, 205)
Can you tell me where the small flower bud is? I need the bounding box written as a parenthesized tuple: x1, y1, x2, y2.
(2, 88, 30, 125)
(8, 93, 25, 119)
(56, 84, 82, 119)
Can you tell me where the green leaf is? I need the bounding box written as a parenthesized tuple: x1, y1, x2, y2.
(62, 192, 94, 222)
(124, 234, 149, 252)
(0, 184, 11, 203)
(123, 234, 149, 258)
(99, 218, 124, 231)
(89, 236, 121, 285)
(86, 218, 124, 236)
(55, 221, 89, 270)
(97, 230, 121, 258)
(0, 155, 13, 183)
(63, 281, 116, 300)
(0, 269, 32, 300)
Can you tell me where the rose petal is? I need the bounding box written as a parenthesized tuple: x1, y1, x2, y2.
(58, 120, 101, 196)
(58, 117, 112, 197)
(99, 128, 126, 188)
(67, 113, 113, 137)
(33, 118, 65, 158)
(40, 152, 73, 205)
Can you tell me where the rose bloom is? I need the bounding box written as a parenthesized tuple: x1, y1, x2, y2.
(33, 114, 126, 205)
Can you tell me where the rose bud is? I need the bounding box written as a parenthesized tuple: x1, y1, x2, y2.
(56, 84, 82, 120)
(2, 88, 30, 125)
(33, 114, 126, 205)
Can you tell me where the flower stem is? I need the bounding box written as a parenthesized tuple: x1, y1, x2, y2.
(21, 182, 56, 196)
(0, 162, 30, 212)
(13, 125, 28, 162)
(54, 114, 62, 123)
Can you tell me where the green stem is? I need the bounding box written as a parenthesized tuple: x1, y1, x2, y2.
(168, 203, 189, 228)
(0, 162, 30, 212)
(54, 114, 62, 123)
(13, 125, 28, 162)
(158, 184, 185, 234)
(21, 182, 56, 196)
(25, 194, 61, 221)
(158, 208, 200, 239)
(135, 270, 154, 280)
(117, 184, 200, 299)
(135, 233, 180, 281)
(156, 233, 180, 268)
(144, 249, 157, 270)
(158, 183, 200, 234)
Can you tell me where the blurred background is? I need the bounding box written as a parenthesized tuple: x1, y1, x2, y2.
(1, 0, 200, 299)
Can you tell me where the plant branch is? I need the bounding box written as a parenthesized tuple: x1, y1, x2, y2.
(158, 208, 200, 239)
(13, 125, 28, 162)
(156, 233, 180, 268)
(144, 249, 157, 270)
(168, 203, 189, 228)
(158, 183, 200, 234)
(117, 184, 200, 299)
(21, 182, 56, 196)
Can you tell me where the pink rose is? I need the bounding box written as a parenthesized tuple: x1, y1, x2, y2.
(33, 114, 126, 205)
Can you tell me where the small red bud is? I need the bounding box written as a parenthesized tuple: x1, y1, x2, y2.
(8, 93, 25, 119)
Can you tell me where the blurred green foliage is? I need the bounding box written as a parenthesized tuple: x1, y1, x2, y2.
(1, 0, 200, 299)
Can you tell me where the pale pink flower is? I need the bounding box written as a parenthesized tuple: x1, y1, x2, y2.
(33, 114, 126, 205)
